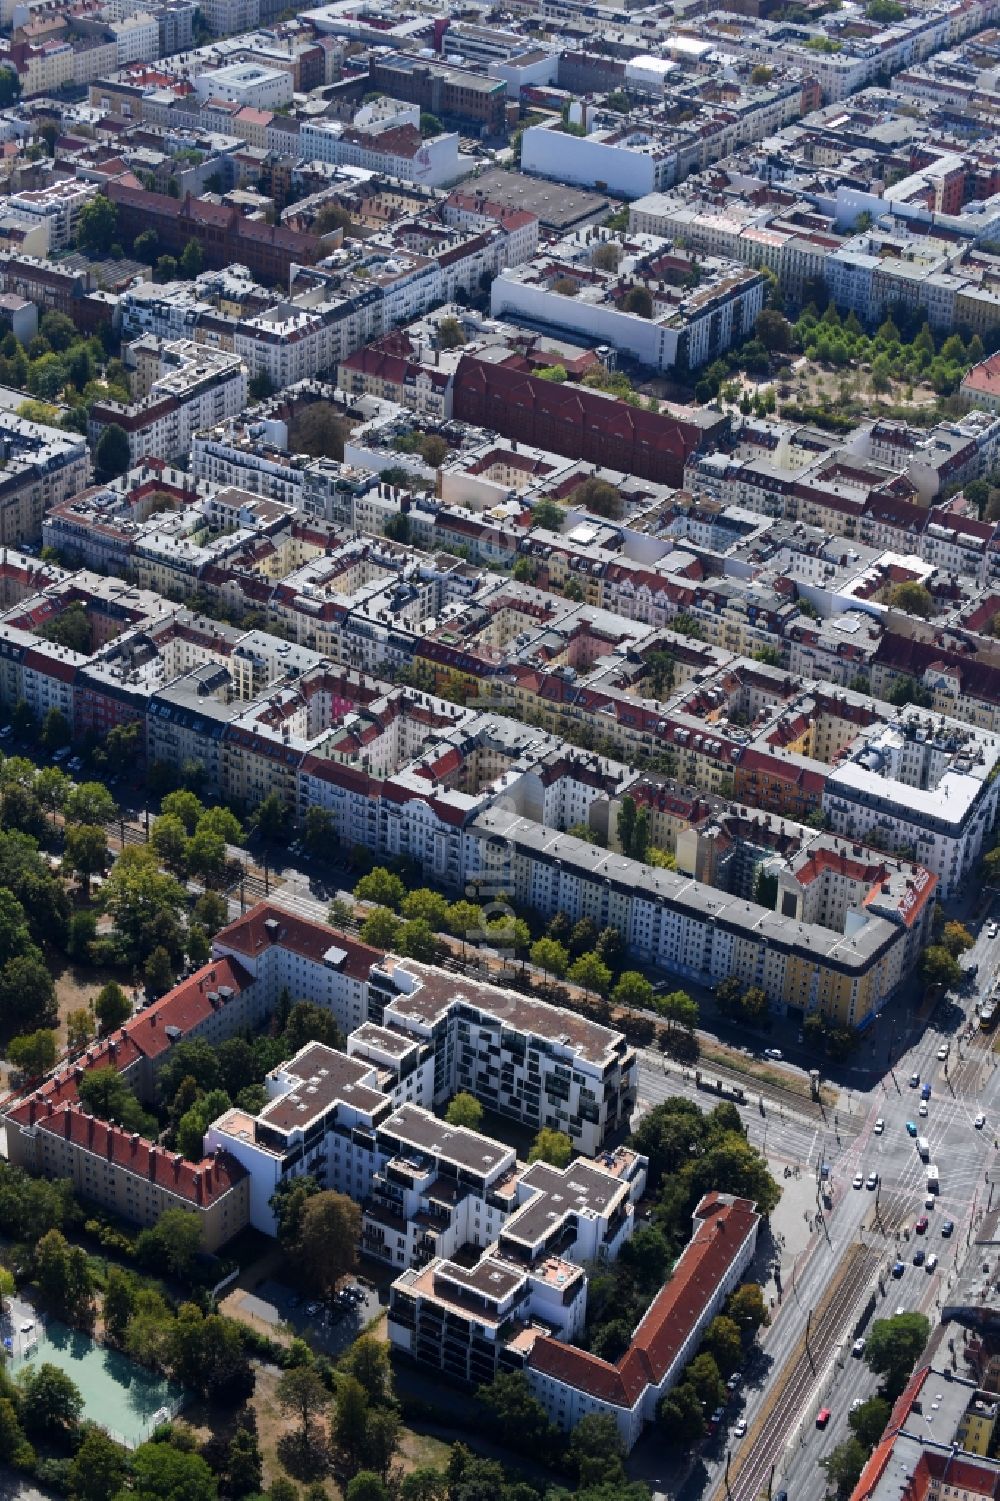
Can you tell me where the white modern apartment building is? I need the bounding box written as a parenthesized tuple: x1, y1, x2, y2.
(491, 234, 765, 373)
(193, 61, 292, 108)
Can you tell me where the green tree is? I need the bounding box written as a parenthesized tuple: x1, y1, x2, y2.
(532, 498, 565, 532)
(445, 1092, 484, 1130)
(70, 1425, 128, 1501)
(293, 1191, 360, 1297)
(346, 1475, 389, 1501)
(66, 1007, 93, 1054)
(160, 789, 204, 833)
(18, 1362, 83, 1435)
(34, 1229, 93, 1325)
(6, 1028, 56, 1078)
(341, 1335, 393, 1405)
(63, 824, 108, 892)
(478, 1371, 556, 1449)
(100, 846, 188, 963)
(65, 781, 116, 827)
(128, 1441, 217, 1501)
(528, 1128, 572, 1167)
(94, 421, 130, 478)
(187, 826, 227, 885)
(359, 907, 401, 948)
(0, 67, 20, 108)
(135, 1206, 203, 1279)
(94, 981, 131, 1032)
(920, 945, 962, 989)
(658, 1381, 706, 1442)
(530, 936, 568, 982)
(180, 239, 204, 277)
(225, 1425, 263, 1499)
(569, 952, 612, 998)
(145, 944, 176, 996)
(849, 1395, 890, 1449)
(40, 706, 71, 750)
(355, 867, 406, 909)
(103, 1266, 136, 1345)
(397, 917, 441, 963)
(727, 1282, 769, 1338)
(823, 1437, 869, 1498)
(941, 920, 973, 958)
(703, 1314, 742, 1375)
(0, 1396, 33, 1470)
(332, 1373, 369, 1465)
(76, 196, 118, 255)
(302, 805, 334, 854)
(613, 971, 653, 1010)
(864, 1313, 931, 1398)
(0, 953, 56, 1030)
(437, 316, 465, 350)
(889, 580, 934, 618)
(192, 890, 228, 937)
(567, 1412, 626, 1488)
(401, 887, 450, 927)
(282, 1001, 343, 1055)
(151, 813, 189, 874)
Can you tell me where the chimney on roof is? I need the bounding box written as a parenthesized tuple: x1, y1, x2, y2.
(63, 1107, 72, 1140)
(87, 1114, 95, 1146)
(28, 1096, 37, 1126)
(148, 1146, 157, 1180)
(106, 1128, 114, 1160)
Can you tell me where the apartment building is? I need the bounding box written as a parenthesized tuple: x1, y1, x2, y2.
(0, 414, 90, 546)
(88, 340, 247, 466)
(390, 1190, 759, 1452)
(823, 714, 1000, 898)
(491, 233, 765, 374)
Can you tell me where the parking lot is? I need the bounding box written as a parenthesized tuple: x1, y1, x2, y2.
(227, 1277, 381, 1356)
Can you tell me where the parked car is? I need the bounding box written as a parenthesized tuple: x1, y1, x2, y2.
(937, 1043, 949, 1061)
(989, 922, 998, 939)
(926, 1254, 938, 1272)
(909, 1072, 920, 1088)
(853, 1172, 864, 1189)
(816, 1408, 832, 1429)
(763, 1048, 782, 1060)
(874, 1118, 884, 1134)
(866, 1172, 879, 1189)
(852, 1338, 866, 1357)
(733, 1418, 747, 1437)
(975, 1113, 986, 1129)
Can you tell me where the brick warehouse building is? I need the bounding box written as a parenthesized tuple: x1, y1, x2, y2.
(451, 351, 726, 486)
(104, 182, 322, 285)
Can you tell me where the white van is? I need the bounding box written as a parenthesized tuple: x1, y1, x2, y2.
(927, 1165, 939, 1192)
(917, 1136, 930, 1161)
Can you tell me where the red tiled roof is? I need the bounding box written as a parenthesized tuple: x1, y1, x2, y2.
(216, 900, 381, 982)
(29, 1101, 244, 1206)
(528, 1194, 759, 1407)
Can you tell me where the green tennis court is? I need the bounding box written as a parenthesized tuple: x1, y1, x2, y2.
(12, 1320, 185, 1447)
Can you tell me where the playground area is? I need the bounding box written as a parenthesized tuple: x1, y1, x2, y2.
(12, 1319, 185, 1448)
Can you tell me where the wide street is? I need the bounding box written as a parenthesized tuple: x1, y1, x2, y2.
(642, 914, 1000, 1501)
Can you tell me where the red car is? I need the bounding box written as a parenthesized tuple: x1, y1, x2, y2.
(816, 1408, 832, 1429)
(915, 1216, 929, 1234)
